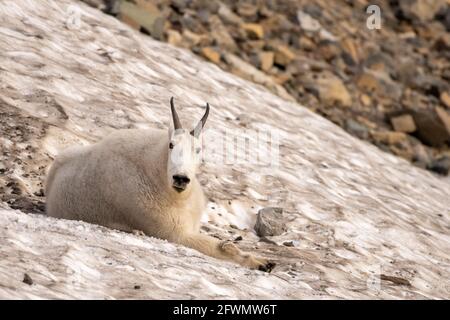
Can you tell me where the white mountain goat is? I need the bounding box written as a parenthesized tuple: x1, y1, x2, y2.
(45, 98, 275, 271)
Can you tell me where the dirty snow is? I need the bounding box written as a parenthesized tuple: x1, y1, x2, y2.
(0, 0, 450, 299)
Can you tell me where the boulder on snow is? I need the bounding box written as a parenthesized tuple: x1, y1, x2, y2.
(254, 207, 287, 237)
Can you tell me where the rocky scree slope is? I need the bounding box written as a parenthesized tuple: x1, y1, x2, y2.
(0, 0, 450, 299)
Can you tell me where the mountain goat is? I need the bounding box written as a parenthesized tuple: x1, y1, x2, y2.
(45, 98, 275, 272)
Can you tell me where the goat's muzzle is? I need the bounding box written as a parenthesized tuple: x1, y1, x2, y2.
(172, 174, 190, 192)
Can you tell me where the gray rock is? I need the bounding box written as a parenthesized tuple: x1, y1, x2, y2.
(345, 119, 369, 140)
(427, 155, 450, 175)
(254, 207, 287, 237)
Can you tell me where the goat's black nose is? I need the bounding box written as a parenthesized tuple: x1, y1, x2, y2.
(173, 174, 190, 188)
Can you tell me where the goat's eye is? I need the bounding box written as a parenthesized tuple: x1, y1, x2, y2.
(196, 147, 201, 154)
(169, 142, 174, 149)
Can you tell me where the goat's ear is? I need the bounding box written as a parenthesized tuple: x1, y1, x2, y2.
(190, 102, 210, 137)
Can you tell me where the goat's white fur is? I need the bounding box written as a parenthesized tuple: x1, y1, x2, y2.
(45, 102, 274, 271)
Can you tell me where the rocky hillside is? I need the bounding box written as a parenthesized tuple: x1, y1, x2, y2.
(1, 0, 450, 299)
(84, 0, 450, 176)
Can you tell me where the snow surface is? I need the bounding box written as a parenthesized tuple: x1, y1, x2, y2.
(0, 0, 450, 299)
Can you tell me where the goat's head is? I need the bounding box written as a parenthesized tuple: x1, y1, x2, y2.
(167, 97, 209, 193)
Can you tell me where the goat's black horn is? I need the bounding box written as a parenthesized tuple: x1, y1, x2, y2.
(190, 102, 210, 137)
(170, 97, 182, 130)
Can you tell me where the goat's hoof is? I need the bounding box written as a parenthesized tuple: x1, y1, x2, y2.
(132, 229, 145, 236)
(258, 261, 276, 273)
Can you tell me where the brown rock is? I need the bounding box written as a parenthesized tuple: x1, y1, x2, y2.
(360, 94, 371, 107)
(217, 3, 244, 25)
(201, 47, 221, 64)
(371, 131, 408, 145)
(318, 40, 341, 61)
(259, 51, 274, 72)
(237, 3, 258, 19)
(120, 14, 141, 30)
(119, 0, 165, 39)
(241, 23, 264, 39)
(341, 38, 360, 64)
(208, 15, 237, 51)
(181, 29, 207, 48)
(412, 109, 450, 147)
(274, 73, 290, 85)
(274, 45, 296, 66)
(398, 0, 447, 22)
(223, 53, 295, 102)
(298, 36, 315, 51)
(313, 73, 352, 107)
(356, 69, 402, 100)
(390, 114, 416, 133)
(436, 106, 450, 134)
(166, 29, 182, 46)
(440, 91, 450, 109)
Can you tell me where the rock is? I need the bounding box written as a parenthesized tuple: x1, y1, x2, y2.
(217, 3, 244, 26)
(166, 29, 182, 46)
(345, 119, 369, 140)
(318, 28, 337, 42)
(258, 51, 274, 72)
(180, 12, 204, 34)
(433, 33, 450, 51)
(283, 240, 300, 247)
(356, 69, 402, 101)
(360, 94, 372, 107)
(436, 106, 450, 134)
(241, 23, 264, 39)
(201, 47, 221, 64)
(23, 273, 33, 285)
(312, 72, 352, 107)
(412, 108, 450, 147)
(371, 131, 408, 145)
(440, 91, 450, 109)
(120, 13, 141, 30)
(237, 3, 258, 19)
(398, 0, 447, 22)
(411, 143, 432, 168)
(341, 38, 360, 65)
(409, 74, 448, 98)
(297, 10, 321, 32)
(223, 53, 295, 102)
(254, 207, 287, 237)
(297, 35, 315, 51)
(274, 44, 296, 66)
(181, 29, 207, 48)
(119, 0, 165, 39)
(236, 113, 251, 127)
(427, 155, 450, 175)
(318, 40, 341, 61)
(170, 0, 189, 11)
(390, 114, 416, 133)
(208, 15, 237, 51)
(439, 6, 450, 31)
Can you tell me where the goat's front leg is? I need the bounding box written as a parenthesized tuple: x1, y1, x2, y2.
(177, 233, 275, 272)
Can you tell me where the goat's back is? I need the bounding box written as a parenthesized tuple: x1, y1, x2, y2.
(45, 128, 168, 228)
